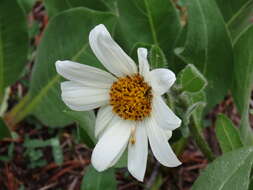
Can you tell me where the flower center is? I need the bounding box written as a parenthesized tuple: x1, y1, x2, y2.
(109, 74, 153, 121)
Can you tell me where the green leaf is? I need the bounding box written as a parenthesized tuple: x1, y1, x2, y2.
(0, 142, 14, 162)
(0, 118, 11, 140)
(179, 91, 206, 137)
(175, 0, 233, 110)
(150, 175, 163, 190)
(117, 0, 181, 63)
(18, 0, 37, 13)
(81, 165, 116, 190)
(149, 45, 168, 69)
(65, 110, 96, 148)
(181, 101, 205, 137)
(24, 138, 48, 148)
(50, 138, 63, 165)
(24, 137, 63, 165)
(130, 43, 168, 69)
(15, 8, 116, 127)
(183, 102, 206, 126)
(186, 91, 206, 126)
(215, 114, 243, 153)
(179, 64, 207, 93)
(215, 0, 251, 22)
(192, 146, 253, 190)
(0, 0, 28, 100)
(232, 25, 253, 144)
(227, 1, 253, 42)
(44, 0, 108, 18)
(114, 150, 127, 168)
(129, 42, 151, 62)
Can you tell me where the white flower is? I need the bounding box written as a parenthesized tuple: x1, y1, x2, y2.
(55, 24, 182, 181)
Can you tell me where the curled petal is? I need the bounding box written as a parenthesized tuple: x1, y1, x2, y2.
(150, 68, 176, 95)
(146, 116, 181, 167)
(152, 96, 181, 130)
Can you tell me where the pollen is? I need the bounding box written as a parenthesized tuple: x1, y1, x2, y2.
(109, 74, 153, 121)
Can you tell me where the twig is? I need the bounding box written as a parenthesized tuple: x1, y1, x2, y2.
(119, 182, 138, 190)
(39, 182, 58, 190)
(49, 162, 84, 182)
(68, 177, 79, 190)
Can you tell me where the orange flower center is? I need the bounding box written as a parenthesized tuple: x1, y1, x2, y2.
(109, 74, 153, 121)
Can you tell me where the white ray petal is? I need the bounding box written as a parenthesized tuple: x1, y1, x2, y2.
(91, 117, 132, 171)
(89, 24, 137, 77)
(95, 105, 114, 138)
(146, 116, 181, 167)
(137, 48, 150, 80)
(152, 96, 181, 130)
(165, 130, 172, 140)
(55, 60, 116, 88)
(61, 81, 109, 111)
(109, 145, 127, 168)
(128, 124, 148, 182)
(150, 68, 176, 95)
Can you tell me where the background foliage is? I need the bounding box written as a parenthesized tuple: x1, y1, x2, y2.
(0, 0, 253, 189)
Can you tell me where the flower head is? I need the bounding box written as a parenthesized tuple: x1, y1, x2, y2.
(55, 24, 182, 181)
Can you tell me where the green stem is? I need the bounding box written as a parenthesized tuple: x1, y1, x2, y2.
(4, 93, 31, 127)
(189, 117, 215, 161)
(240, 109, 253, 145)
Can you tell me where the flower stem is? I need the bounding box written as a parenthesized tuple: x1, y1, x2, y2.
(240, 110, 253, 145)
(189, 116, 215, 161)
(4, 93, 30, 129)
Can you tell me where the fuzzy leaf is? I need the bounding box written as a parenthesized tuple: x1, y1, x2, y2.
(0, 0, 28, 100)
(117, 0, 181, 64)
(44, 0, 108, 18)
(81, 165, 116, 190)
(215, 114, 243, 153)
(21, 8, 116, 126)
(179, 64, 207, 93)
(175, 0, 233, 110)
(65, 110, 96, 148)
(192, 147, 253, 190)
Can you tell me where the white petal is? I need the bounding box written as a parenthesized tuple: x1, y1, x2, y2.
(146, 116, 181, 167)
(128, 124, 148, 182)
(137, 48, 150, 80)
(61, 81, 109, 111)
(95, 105, 114, 138)
(150, 68, 176, 95)
(109, 146, 127, 168)
(55, 60, 116, 88)
(89, 24, 137, 77)
(91, 117, 132, 171)
(152, 96, 181, 130)
(165, 130, 172, 140)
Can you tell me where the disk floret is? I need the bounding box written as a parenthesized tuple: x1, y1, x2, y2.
(110, 74, 153, 121)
